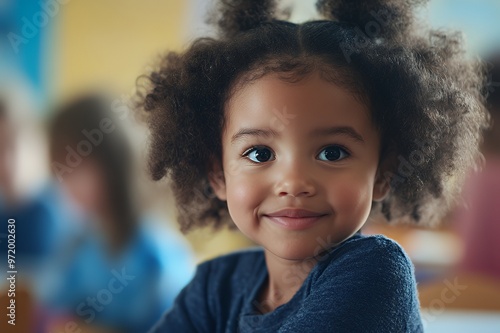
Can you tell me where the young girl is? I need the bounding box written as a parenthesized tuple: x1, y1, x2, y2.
(45, 94, 194, 333)
(139, 0, 489, 332)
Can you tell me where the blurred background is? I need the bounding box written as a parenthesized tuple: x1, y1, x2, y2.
(0, 0, 499, 332)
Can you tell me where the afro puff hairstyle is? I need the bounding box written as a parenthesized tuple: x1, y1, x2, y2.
(136, 0, 490, 233)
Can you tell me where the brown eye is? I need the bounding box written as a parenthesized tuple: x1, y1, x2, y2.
(244, 146, 275, 163)
(317, 146, 349, 161)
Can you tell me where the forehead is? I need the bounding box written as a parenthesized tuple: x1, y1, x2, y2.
(223, 72, 376, 140)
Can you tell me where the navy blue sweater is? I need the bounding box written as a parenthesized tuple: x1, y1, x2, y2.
(149, 233, 423, 332)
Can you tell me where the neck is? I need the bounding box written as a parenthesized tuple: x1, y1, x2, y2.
(97, 207, 134, 255)
(256, 250, 318, 314)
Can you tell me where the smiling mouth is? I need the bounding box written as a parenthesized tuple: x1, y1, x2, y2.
(263, 208, 329, 230)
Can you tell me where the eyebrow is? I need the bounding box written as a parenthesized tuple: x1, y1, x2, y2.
(230, 126, 365, 144)
(231, 128, 280, 144)
(310, 126, 365, 143)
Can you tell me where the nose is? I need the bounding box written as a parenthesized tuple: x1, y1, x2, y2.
(273, 160, 317, 198)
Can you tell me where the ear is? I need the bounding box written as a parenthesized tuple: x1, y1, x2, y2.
(208, 159, 227, 201)
(372, 155, 393, 202)
(372, 170, 390, 202)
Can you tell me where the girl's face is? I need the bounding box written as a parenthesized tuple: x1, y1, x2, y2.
(62, 159, 108, 215)
(210, 72, 389, 260)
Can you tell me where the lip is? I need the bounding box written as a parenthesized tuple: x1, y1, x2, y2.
(264, 208, 328, 230)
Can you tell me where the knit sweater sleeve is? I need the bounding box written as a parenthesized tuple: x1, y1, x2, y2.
(279, 236, 423, 333)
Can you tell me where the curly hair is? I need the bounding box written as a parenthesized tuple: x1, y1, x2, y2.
(136, 0, 490, 233)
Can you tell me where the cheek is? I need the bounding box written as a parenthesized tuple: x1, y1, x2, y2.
(326, 174, 374, 219)
(225, 173, 266, 228)
(63, 166, 105, 212)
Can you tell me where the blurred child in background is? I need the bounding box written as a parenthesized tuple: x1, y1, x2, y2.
(418, 53, 500, 313)
(453, 54, 500, 281)
(0, 93, 75, 333)
(0, 96, 62, 275)
(43, 93, 195, 333)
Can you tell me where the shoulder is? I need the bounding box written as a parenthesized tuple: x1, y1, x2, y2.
(303, 234, 422, 331)
(197, 247, 265, 282)
(323, 233, 413, 274)
(340, 232, 406, 252)
(311, 233, 418, 305)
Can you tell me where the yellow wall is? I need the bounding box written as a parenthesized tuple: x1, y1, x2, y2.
(55, 0, 189, 97)
(53, 0, 254, 262)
